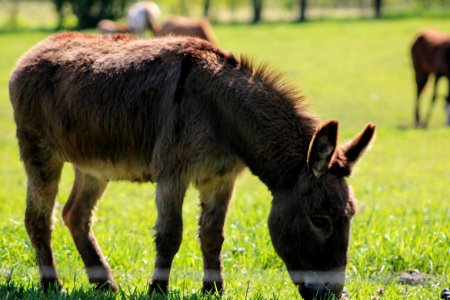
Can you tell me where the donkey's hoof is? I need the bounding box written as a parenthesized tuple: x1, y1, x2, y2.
(94, 279, 118, 292)
(202, 281, 224, 295)
(149, 281, 168, 296)
(41, 278, 63, 293)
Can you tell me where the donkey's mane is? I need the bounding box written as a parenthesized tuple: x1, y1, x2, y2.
(202, 52, 319, 190)
(236, 54, 310, 114)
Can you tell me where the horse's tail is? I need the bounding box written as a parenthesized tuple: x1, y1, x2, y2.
(411, 32, 429, 75)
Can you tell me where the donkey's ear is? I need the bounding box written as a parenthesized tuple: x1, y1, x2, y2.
(341, 123, 376, 169)
(307, 120, 339, 178)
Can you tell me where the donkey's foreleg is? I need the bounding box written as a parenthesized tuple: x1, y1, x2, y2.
(62, 169, 117, 291)
(21, 143, 64, 291)
(197, 177, 235, 294)
(149, 178, 187, 295)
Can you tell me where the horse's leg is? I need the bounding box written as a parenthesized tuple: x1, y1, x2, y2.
(197, 176, 236, 294)
(446, 77, 450, 126)
(149, 177, 187, 295)
(424, 74, 442, 127)
(414, 68, 429, 127)
(62, 168, 116, 291)
(19, 130, 64, 291)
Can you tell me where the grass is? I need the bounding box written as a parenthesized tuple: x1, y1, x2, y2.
(1, 17, 450, 299)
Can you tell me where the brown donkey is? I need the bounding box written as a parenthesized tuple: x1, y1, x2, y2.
(9, 33, 375, 299)
(411, 29, 450, 127)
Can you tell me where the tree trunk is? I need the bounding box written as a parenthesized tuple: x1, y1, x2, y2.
(53, 0, 65, 29)
(179, 0, 188, 15)
(8, 0, 20, 29)
(66, 0, 126, 29)
(374, 0, 382, 19)
(252, 0, 263, 24)
(203, 0, 211, 17)
(298, 0, 307, 22)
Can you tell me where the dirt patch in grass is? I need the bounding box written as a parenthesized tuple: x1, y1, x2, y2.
(397, 270, 429, 286)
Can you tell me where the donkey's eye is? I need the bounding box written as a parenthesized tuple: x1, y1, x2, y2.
(310, 216, 332, 231)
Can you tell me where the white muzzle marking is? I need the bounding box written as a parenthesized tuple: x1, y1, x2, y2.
(289, 270, 346, 285)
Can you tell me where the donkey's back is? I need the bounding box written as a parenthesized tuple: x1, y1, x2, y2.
(10, 33, 230, 182)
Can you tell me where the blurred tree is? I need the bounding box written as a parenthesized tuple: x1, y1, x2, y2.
(203, 0, 211, 17)
(374, 0, 382, 18)
(53, 0, 68, 29)
(179, 0, 188, 15)
(298, 0, 307, 22)
(51, 0, 129, 29)
(252, 0, 263, 23)
(9, 0, 20, 28)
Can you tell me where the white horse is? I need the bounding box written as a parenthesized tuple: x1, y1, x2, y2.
(127, 1, 161, 37)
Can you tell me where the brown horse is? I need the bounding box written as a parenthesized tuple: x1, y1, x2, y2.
(156, 16, 217, 46)
(411, 29, 450, 127)
(98, 1, 217, 45)
(9, 33, 375, 300)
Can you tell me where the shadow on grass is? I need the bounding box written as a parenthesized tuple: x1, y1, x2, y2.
(0, 28, 56, 34)
(209, 8, 450, 26)
(0, 281, 124, 300)
(0, 281, 226, 300)
(0, 25, 80, 35)
(1, 9, 450, 33)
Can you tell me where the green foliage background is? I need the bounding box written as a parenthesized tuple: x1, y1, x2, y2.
(1, 0, 450, 30)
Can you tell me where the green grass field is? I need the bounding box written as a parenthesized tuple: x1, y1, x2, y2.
(1, 18, 449, 299)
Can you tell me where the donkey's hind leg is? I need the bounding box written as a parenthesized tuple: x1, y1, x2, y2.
(62, 168, 117, 291)
(197, 176, 236, 294)
(19, 132, 64, 291)
(149, 177, 188, 295)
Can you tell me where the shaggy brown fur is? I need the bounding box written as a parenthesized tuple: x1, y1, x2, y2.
(411, 29, 450, 127)
(9, 33, 375, 299)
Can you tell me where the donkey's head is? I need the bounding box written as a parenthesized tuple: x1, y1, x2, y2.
(268, 120, 375, 300)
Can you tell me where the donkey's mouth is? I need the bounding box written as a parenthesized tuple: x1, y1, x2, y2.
(289, 270, 345, 300)
(298, 282, 344, 300)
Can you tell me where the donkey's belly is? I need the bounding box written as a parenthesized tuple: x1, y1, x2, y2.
(74, 160, 154, 182)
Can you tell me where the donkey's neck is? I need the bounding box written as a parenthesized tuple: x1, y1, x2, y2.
(209, 65, 318, 190)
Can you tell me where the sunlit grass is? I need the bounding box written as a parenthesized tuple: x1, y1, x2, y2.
(1, 18, 449, 299)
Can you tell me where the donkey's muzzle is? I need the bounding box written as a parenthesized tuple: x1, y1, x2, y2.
(298, 282, 344, 300)
(290, 270, 345, 299)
